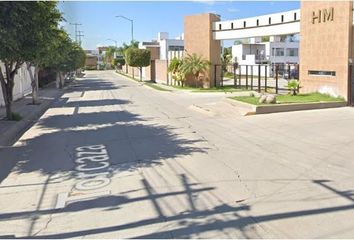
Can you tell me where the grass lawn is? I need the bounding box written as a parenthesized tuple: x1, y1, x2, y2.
(144, 82, 172, 92)
(170, 85, 247, 93)
(231, 93, 345, 105)
(116, 72, 172, 92)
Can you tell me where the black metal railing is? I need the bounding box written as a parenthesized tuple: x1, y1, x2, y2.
(216, 63, 300, 94)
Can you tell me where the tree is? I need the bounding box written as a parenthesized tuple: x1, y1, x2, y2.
(180, 53, 210, 87)
(221, 47, 232, 74)
(104, 46, 117, 68)
(168, 58, 185, 86)
(113, 58, 126, 70)
(44, 29, 81, 89)
(0, 2, 39, 119)
(261, 36, 270, 42)
(23, 2, 62, 105)
(117, 41, 139, 73)
(125, 48, 150, 81)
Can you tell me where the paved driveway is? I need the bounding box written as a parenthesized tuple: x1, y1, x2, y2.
(1, 70, 354, 238)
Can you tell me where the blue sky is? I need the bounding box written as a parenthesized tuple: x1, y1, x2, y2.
(59, 1, 300, 50)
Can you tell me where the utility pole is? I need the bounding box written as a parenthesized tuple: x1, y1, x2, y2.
(70, 22, 82, 43)
(78, 31, 84, 46)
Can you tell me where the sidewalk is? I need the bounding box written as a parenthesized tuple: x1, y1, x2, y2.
(0, 82, 63, 146)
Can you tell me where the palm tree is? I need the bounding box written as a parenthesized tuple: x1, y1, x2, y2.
(221, 47, 232, 74)
(180, 53, 210, 87)
(105, 46, 117, 68)
(168, 58, 185, 86)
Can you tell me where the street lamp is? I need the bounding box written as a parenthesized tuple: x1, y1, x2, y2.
(115, 15, 134, 43)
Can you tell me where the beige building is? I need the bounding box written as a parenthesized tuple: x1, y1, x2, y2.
(184, 1, 354, 104)
(299, 1, 353, 102)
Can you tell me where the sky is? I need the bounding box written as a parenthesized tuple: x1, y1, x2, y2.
(59, 1, 300, 50)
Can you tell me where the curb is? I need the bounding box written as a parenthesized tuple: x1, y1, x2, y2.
(0, 88, 64, 147)
(224, 97, 347, 115)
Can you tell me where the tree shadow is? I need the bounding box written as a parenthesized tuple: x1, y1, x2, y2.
(18, 178, 354, 239)
(66, 78, 121, 92)
(52, 99, 131, 108)
(1, 91, 209, 178)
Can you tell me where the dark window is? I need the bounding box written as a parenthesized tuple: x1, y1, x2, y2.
(219, 24, 222, 30)
(168, 46, 184, 51)
(269, 17, 271, 24)
(243, 21, 246, 28)
(231, 22, 234, 29)
(308, 70, 336, 76)
(281, 15, 284, 22)
(294, 12, 297, 20)
(256, 19, 259, 26)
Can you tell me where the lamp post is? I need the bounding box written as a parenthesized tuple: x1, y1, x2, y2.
(115, 15, 134, 43)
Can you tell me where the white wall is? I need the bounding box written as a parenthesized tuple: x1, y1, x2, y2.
(0, 62, 33, 106)
(168, 50, 184, 60)
(213, 9, 300, 40)
(159, 39, 184, 60)
(269, 41, 299, 64)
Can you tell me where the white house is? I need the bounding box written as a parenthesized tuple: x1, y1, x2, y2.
(231, 36, 299, 76)
(139, 32, 184, 60)
(0, 62, 33, 107)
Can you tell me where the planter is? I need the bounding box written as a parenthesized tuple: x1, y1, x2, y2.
(225, 98, 347, 115)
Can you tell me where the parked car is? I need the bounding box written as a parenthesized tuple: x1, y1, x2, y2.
(283, 69, 299, 80)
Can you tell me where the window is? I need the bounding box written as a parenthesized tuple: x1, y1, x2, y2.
(281, 15, 284, 22)
(286, 48, 298, 57)
(308, 70, 336, 76)
(275, 48, 284, 56)
(231, 22, 234, 29)
(219, 24, 222, 30)
(168, 46, 184, 51)
(256, 19, 259, 26)
(243, 21, 246, 28)
(269, 17, 271, 24)
(294, 12, 297, 20)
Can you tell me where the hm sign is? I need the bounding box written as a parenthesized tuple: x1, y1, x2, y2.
(312, 7, 334, 24)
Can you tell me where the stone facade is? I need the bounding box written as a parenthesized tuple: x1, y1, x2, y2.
(300, 1, 353, 100)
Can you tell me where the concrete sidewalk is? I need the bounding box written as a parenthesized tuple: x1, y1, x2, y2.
(0, 83, 63, 146)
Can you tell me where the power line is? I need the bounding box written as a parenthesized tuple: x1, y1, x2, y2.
(70, 22, 82, 43)
(78, 31, 84, 46)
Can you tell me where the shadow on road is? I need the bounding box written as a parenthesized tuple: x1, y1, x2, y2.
(1, 75, 354, 238)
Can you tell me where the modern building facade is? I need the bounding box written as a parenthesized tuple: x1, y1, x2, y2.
(184, 1, 354, 102)
(232, 37, 299, 66)
(139, 32, 184, 60)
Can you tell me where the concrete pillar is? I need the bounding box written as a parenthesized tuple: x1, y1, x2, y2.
(184, 13, 221, 87)
(300, 1, 353, 100)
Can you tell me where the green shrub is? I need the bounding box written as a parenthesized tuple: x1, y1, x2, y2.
(125, 48, 151, 81)
(11, 112, 22, 121)
(287, 80, 300, 96)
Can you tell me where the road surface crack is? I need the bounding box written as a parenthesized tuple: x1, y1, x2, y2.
(32, 213, 53, 237)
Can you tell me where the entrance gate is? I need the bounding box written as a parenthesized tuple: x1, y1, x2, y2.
(216, 63, 299, 94)
(349, 65, 354, 106)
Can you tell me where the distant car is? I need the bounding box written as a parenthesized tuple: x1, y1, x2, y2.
(283, 69, 299, 80)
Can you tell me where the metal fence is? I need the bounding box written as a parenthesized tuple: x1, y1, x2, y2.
(349, 64, 354, 106)
(215, 63, 299, 94)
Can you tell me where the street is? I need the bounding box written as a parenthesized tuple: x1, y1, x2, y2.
(1, 70, 354, 238)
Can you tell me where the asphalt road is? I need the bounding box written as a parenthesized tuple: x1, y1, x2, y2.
(1, 70, 354, 238)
